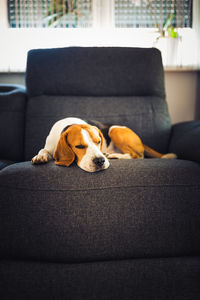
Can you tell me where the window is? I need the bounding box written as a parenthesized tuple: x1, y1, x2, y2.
(7, 0, 192, 29)
(8, 0, 92, 28)
(0, 0, 199, 71)
(114, 0, 192, 28)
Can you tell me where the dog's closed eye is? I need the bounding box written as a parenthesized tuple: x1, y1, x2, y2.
(75, 145, 86, 149)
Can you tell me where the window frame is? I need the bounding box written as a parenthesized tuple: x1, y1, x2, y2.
(0, 0, 199, 71)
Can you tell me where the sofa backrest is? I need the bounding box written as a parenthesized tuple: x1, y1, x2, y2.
(25, 47, 171, 160)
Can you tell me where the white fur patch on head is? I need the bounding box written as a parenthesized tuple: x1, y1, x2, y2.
(78, 129, 110, 172)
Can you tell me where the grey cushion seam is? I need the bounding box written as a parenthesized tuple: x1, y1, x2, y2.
(0, 110, 24, 113)
(0, 184, 199, 192)
(28, 94, 163, 98)
(1, 255, 200, 266)
(29, 95, 163, 98)
(25, 112, 159, 118)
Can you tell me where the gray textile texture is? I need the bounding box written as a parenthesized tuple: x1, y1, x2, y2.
(0, 85, 26, 161)
(0, 159, 15, 170)
(1, 159, 200, 263)
(1, 47, 200, 300)
(169, 120, 200, 163)
(24, 95, 171, 160)
(26, 47, 165, 97)
(1, 257, 200, 300)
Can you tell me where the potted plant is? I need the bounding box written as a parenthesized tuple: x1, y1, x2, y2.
(45, 0, 80, 28)
(131, 0, 180, 66)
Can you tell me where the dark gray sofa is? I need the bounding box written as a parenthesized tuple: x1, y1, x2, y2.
(0, 47, 200, 300)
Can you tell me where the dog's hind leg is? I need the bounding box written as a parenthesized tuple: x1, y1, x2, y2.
(108, 126, 144, 159)
(106, 153, 133, 159)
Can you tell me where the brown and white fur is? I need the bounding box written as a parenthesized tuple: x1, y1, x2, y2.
(32, 117, 176, 172)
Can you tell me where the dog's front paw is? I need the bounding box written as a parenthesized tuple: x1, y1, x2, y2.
(32, 150, 52, 164)
(106, 153, 120, 159)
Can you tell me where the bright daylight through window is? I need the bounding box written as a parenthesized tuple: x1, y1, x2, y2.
(0, 0, 199, 71)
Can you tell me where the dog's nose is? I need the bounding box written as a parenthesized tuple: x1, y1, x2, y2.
(93, 157, 105, 167)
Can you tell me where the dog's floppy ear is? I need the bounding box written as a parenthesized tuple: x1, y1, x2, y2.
(53, 130, 75, 167)
(90, 126, 104, 150)
(98, 129, 104, 150)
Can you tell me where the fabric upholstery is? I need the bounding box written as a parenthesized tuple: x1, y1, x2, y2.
(0, 84, 26, 161)
(1, 47, 200, 299)
(1, 159, 200, 263)
(1, 257, 200, 300)
(26, 47, 165, 97)
(0, 159, 15, 170)
(24, 95, 171, 160)
(169, 120, 200, 163)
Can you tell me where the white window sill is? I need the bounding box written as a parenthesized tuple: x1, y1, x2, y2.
(164, 66, 200, 72)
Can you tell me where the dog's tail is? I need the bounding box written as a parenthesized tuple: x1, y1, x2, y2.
(143, 144, 177, 159)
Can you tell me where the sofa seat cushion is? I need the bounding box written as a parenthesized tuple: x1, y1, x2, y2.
(1, 257, 200, 300)
(0, 159, 200, 263)
(0, 159, 15, 170)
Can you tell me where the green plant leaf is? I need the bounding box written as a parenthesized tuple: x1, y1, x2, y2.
(168, 27, 178, 38)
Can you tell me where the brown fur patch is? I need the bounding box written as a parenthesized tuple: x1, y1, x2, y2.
(53, 130, 76, 166)
(109, 126, 144, 158)
(67, 125, 88, 164)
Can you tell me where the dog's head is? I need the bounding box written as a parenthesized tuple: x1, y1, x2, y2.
(53, 124, 110, 172)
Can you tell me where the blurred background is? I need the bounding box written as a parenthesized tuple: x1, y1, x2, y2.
(0, 0, 199, 123)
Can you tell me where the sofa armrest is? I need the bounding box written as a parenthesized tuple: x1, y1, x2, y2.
(169, 120, 200, 163)
(0, 84, 26, 95)
(0, 84, 27, 162)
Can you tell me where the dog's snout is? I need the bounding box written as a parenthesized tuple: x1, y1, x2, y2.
(93, 157, 105, 167)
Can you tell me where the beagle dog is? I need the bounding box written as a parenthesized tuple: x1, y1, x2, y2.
(32, 117, 176, 172)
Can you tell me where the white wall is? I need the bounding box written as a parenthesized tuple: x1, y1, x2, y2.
(165, 71, 199, 124)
